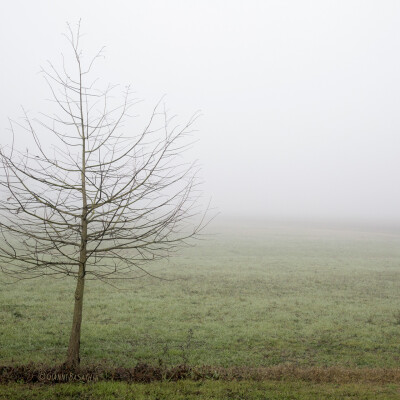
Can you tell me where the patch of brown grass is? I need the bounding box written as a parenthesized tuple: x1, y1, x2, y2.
(1, 363, 400, 384)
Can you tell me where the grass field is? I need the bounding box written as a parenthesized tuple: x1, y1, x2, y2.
(1, 218, 400, 397)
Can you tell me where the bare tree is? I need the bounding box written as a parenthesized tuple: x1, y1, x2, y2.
(0, 23, 209, 368)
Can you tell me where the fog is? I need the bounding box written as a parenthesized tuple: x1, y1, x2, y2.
(1, 1, 400, 227)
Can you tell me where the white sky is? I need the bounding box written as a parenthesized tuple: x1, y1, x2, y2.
(1, 0, 400, 225)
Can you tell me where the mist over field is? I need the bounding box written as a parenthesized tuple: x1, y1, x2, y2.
(1, 0, 400, 229)
(2, 4, 400, 398)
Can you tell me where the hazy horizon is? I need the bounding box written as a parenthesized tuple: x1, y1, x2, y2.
(1, 1, 400, 226)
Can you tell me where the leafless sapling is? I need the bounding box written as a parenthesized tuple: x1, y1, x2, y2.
(0, 23, 209, 368)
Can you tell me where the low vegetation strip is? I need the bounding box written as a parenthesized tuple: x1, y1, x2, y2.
(2, 363, 400, 385)
(2, 381, 400, 400)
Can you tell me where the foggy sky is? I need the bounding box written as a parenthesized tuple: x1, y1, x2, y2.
(1, 1, 400, 225)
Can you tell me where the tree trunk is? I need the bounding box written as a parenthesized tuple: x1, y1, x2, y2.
(65, 64, 88, 369)
(65, 263, 85, 369)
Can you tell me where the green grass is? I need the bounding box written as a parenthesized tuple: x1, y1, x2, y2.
(1, 381, 400, 400)
(1, 219, 400, 368)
